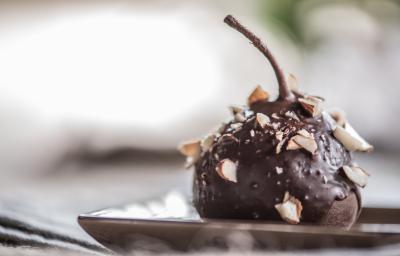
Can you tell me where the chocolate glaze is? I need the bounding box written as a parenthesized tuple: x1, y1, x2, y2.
(193, 98, 361, 226)
(190, 15, 362, 227)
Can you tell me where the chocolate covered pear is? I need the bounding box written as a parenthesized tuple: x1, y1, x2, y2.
(179, 15, 372, 228)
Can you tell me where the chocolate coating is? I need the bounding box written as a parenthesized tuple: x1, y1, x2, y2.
(192, 98, 361, 227)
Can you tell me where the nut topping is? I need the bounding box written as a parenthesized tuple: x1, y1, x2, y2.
(293, 135, 318, 154)
(229, 105, 245, 115)
(256, 113, 271, 128)
(179, 140, 202, 168)
(271, 113, 280, 119)
(231, 123, 243, 131)
(285, 111, 300, 122)
(216, 159, 238, 183)
(275, 131, 286, 154)
(275, 131, 284, 141)
(201, 134, 215, 152)
(286, 129, 317, 154)
(276, 138, 287, 154)
(247, 85, 269, 106)
(234, 113, 247, 122)
(178, 140, 201, 158)
(286, 139, 301, 150)
(333, 123, 373, 152)
(275, 192, 303, 224)
(299, 96, 323, 117)
(342, 165, 369, 187)
(297, 129, 312, 138)
(184, 158, 196, 169)
(271, 122, 280, 130)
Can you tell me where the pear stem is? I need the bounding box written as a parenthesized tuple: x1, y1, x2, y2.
(224, 15, 294, 101)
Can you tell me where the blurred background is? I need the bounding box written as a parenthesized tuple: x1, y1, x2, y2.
(0, 0, 400, 254)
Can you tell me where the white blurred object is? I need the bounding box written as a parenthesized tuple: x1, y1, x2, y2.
(0, 10, 222, 147)
(1, 12, 224, 126)
(0, 1, 299, 171)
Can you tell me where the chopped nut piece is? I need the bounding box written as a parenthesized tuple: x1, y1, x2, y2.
(275, 131, 284, 141)
(179, 140, 201, 169)
(299, 96, 323, 117)
(271, 113, 280, 119)
(283, 191, 290, 202)
(275, 192, 303, 224)
(276, 167, 283, 175)
(329, 109, 346, 127)
(285, 111, 300, 122)
(342, 165, 369, 187)
(286, 130, 317, 154)
(234, 113, 247, 122)
(229, 105, 245, 115)
(216, 159, 238, 183)
(201, 134, 215, 152)
(250, 129, 255, 137)
(256, 113, 271, 128)
(286, 139, 301, 150)
(247, 85, 269, 106)
(231, 123, 243, 131)
(243, 109, 255, 118)
(276, 138, 287, 154)
(333, 123, 373, 152)
(271, 122, 280, 130)
(297, 129, 313, 138)
(178, 140, 201, 158)
(293, 135, 318, 154)
(184, 157, 196, 169)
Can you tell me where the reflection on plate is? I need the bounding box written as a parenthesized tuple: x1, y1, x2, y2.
(90, 191, 197, 221)
(78, 191, 400, 252)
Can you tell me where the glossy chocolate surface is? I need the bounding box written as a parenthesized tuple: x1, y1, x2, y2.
(190, 15, 363, 227)
(193, 97, 361, 226)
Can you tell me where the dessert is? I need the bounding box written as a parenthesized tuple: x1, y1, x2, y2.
(178, 15, 372, 227)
